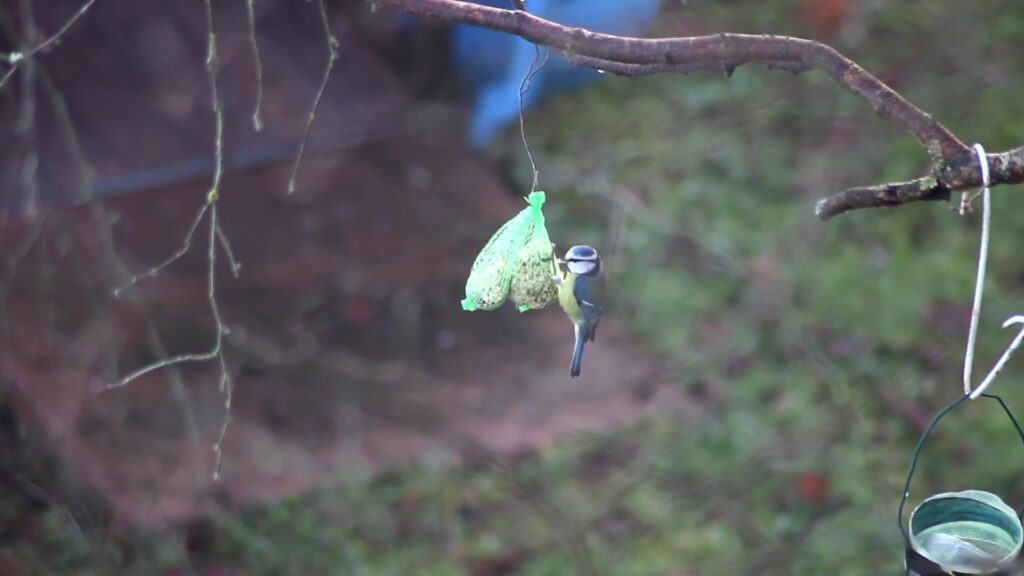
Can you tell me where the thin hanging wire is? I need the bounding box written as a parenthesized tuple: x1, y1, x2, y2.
(897, 392, 1024, 542)
(897, 393, 969, 543)
(518, 44, 550, 193)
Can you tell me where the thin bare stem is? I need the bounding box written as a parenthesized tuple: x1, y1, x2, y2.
(212, 352, 234, 480)
(206, 206, 234, 480)
(201, 0, 233, 480)
(0, 63, 16, 91)
(4, 0, 201, 444)
(16, 0, 39, 217)
(216, 223, 241, 277)
(288, 0, 337, 195)
(0, 0, 97, 92)
(142, 317, 202, 447)
(203, 0, 224, 201)
(104, 1, 237, 482)
(112, 203, 209, 297)
(102, 207, 233, 459)
(104, 210, 226, 390)
(963, 144, 991, 394)
(244, 0, 264, 131)
(33, 0, 97, 55)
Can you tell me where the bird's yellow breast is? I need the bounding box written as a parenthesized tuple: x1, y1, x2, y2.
(558, 273, 583, 324)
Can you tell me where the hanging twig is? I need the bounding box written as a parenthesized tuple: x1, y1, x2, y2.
(244, 0, 264, 131)
(111, 204, 210, 297)
(104, 0, 240, 482)
(0, 63, 17, 91)
(0, 0, 97, 91)
(31, 0, 97, 55)
(203, 0, 224, 201)
(104, 207, 228, 390)
(287, 0, 338, 194)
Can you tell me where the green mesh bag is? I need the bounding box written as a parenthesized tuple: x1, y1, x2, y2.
(509, 207, 558, 312)
(462, 191, 557, 312)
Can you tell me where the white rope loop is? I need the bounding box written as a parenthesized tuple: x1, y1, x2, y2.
(975, 143, 991, 188)
(963, 143, 991, 394)
(959, 145, 1024, 400)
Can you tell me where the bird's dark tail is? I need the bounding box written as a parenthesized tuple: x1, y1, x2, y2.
(570, 324, 585, 378)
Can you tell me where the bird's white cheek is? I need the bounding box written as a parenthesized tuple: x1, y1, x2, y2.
(566, 262, 592, 275)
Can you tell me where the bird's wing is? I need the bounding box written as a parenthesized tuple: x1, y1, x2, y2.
(573, 280, 602, 342)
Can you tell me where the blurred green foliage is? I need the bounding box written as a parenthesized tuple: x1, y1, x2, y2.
(7, 1, 1024, 575)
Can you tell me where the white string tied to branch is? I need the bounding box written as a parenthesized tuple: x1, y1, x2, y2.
(961, 143, 1024, 399)
(963, 143, 991, 394)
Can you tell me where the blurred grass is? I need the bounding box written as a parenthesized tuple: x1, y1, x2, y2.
(7, 1, 1024, 575)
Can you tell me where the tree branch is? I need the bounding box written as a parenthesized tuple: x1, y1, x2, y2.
(816, 146, 1024, 219)
(371, 0, 1024, 219)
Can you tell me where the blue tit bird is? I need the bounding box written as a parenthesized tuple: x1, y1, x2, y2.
(556, 245, 602, 378)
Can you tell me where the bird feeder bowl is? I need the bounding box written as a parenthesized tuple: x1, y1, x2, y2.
(900, 395, 1024, 576)
(905, 490, 1023, 575)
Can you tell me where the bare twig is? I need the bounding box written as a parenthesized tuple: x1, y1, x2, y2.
(104, 209, 227, 391)
(102, 206, 236, 478)
(203, 0, 233, 479)
(372, 0, 1024, 219)
(216, 223, 241, 277)
(203, 0, 224, 201)
(16, 0, 39, 217)
(0, 0, 97, 91)
(0, 63, 16, 91)
(813, 176, 946, 220)
(112, 203, 210, 297)
(287, 0, 338, 195)
(33, 0, 97, 55)
(244, 0, 264, 131)
(104, 0, 237, 481)
(0, 0, 203, 447)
